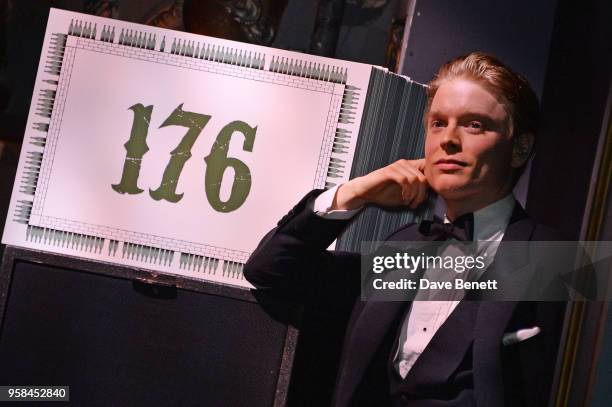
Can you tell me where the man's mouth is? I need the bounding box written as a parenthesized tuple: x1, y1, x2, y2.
(434, 158, 467, 170)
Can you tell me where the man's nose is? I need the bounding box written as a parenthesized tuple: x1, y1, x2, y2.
(440, 125, 461, 153)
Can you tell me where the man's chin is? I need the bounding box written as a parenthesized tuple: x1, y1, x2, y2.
(430, 182, 474, 201)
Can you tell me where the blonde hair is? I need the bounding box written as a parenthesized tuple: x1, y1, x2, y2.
(426, 52, 540, 140)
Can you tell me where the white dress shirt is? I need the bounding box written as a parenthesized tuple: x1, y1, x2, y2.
(313, 185, 516, 378)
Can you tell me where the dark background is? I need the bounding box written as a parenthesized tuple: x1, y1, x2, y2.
(0, 0, 610, 406)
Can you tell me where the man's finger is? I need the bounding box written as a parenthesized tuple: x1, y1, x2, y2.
(411, 158, 426, 173)
(385, 167, 414, 202)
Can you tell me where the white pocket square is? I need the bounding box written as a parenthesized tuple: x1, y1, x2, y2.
(502, 326, 541, 346)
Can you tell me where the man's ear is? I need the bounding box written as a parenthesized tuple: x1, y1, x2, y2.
(511, 132, 535, 168)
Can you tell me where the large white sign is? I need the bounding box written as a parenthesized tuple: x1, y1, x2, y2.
(2, 9, 375, 287)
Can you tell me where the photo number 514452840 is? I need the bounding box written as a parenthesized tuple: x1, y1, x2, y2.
(112, 103, 257, 213)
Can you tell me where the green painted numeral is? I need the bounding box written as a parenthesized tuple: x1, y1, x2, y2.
(112, 104, 153, 194)
(204, 121, 257, 212)
(149, 104, 211, 203)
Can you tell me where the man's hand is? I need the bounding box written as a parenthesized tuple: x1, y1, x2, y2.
(332, 159, 428, 210)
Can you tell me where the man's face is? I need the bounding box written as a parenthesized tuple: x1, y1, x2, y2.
(424, 78, 515, 203)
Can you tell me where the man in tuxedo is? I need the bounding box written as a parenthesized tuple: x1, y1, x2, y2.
(244, 52, 567, 406)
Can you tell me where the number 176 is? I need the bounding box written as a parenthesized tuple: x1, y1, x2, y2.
(112, 103, 257, 213)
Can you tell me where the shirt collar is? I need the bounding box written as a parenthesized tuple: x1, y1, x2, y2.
(444, 194, 515, 241)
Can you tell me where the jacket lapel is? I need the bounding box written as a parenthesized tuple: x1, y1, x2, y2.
(398, 300, 480, 391)
(332, 222, 427, 407)
(473, 202, 537, 406)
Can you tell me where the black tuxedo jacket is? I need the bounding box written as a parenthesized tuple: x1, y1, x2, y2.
(244, 189, 567, 407)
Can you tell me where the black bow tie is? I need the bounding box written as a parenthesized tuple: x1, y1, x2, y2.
(419, 213, 474, 241)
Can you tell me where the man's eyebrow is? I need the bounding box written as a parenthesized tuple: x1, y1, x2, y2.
(427, 111, 498, 121)
(459, 112, 497, 121)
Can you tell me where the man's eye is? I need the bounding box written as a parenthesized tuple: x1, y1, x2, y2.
(468, 121, 482, 129)
(431, 120, 445, 128)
